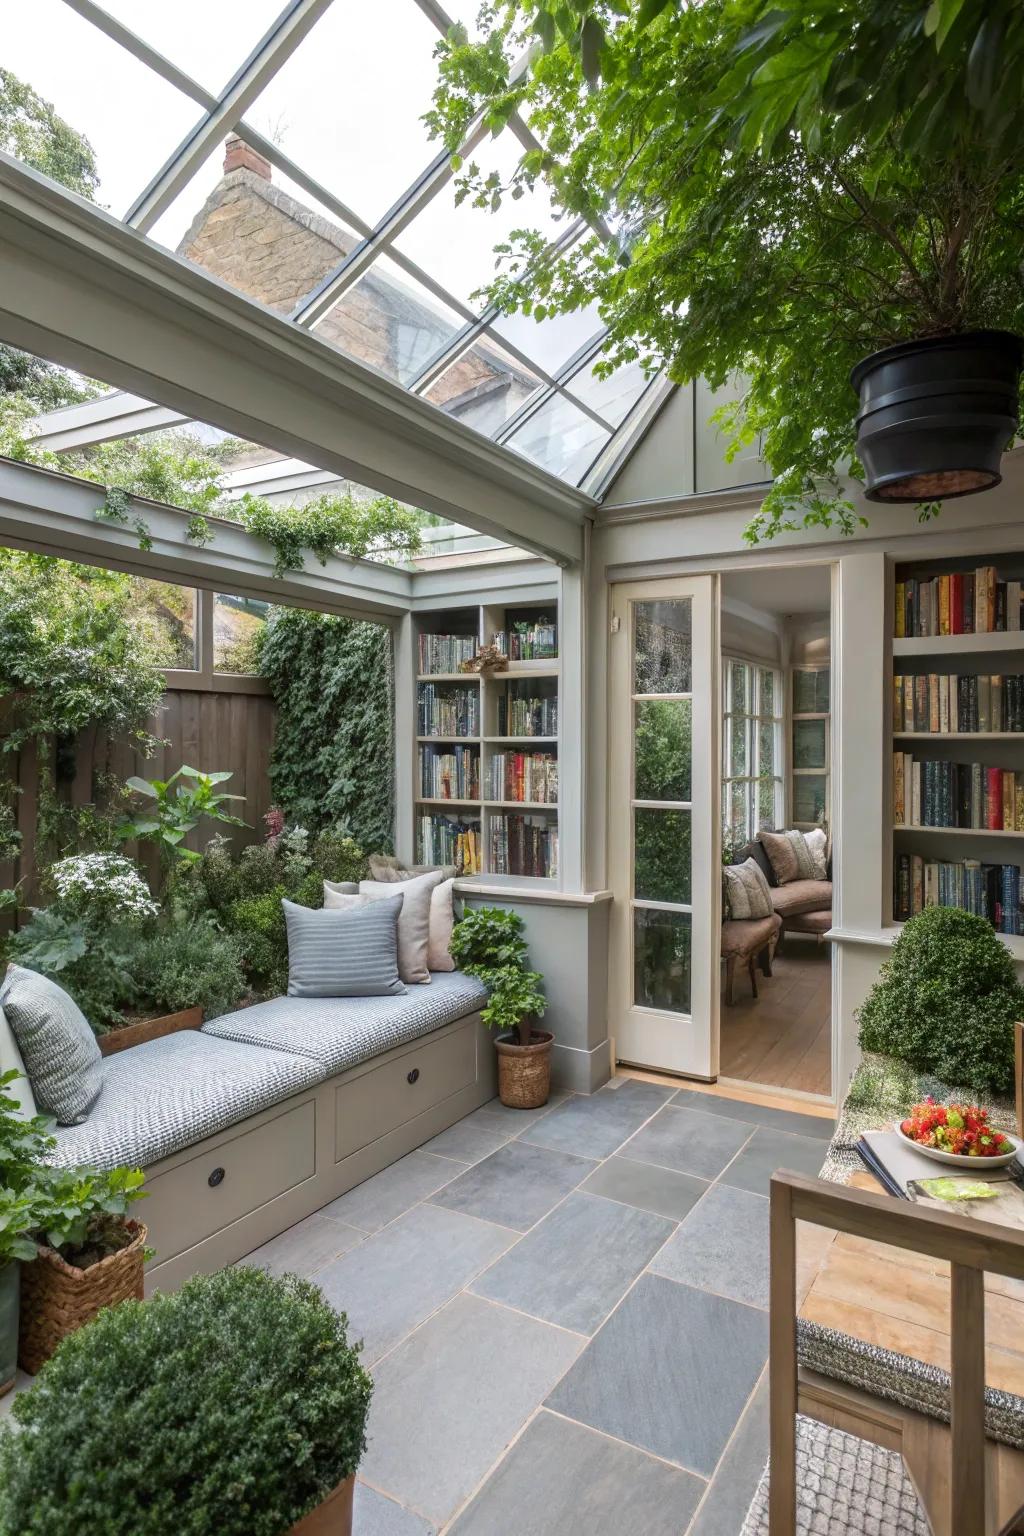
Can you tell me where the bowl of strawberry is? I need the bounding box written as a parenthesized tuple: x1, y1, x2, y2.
(897, 1099, 1021, 1168)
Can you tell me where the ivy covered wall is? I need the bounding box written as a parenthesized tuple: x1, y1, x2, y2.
(257, 609, 394, 853)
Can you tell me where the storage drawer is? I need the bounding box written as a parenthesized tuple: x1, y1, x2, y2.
(144, 1099, 316, 1263)
(334, 1021, 477, 1162)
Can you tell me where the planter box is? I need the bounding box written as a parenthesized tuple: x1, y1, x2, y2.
(18, 1220, 147, 1375)
(98, 1006, 203, 1058)
(290, 1475, 355, 1535)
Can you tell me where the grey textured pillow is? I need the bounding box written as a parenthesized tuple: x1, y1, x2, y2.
(283, 897, 406, 998)
(0, 965, 102, 1126)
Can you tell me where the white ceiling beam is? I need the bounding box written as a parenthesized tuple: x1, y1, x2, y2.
(0, 156, 587, 565)
(29, 392, 185, 450)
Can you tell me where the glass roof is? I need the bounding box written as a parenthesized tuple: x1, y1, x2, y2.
(3, 0, 659, 488)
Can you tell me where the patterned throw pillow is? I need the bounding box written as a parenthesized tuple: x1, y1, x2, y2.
(0, 965, 102, 1126)
(722, 858, 774, 920)
(367, 854, 458, 883)
(758, 829, 818, 886)
(283, 897, 406, 997)
(804, 827, 829, 880)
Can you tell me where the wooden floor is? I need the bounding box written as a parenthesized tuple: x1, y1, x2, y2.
(719, 937, 831, 1098)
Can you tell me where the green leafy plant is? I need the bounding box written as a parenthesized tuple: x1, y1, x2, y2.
(0, 1266, 372, 1536)
(0, 1069, 56, 1193)
(121, 920, 246, 1021)
(479, 964, 547, 1042)
(857, 906, 1024, 1093)
(48, 852, 158, 926)
(119, 766, 247, 869)
(449, 907, 547, 1045)
(237, 491, 422, 578)
(26, 1164, 147, 1269)
(5, 913, 138, 1030)
(0, 1190, 40, 1266)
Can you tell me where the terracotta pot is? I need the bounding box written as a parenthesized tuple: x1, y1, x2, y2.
(289, 1475, 355, 1535)
(98, 1005, 203, 1057)
(495, 1029, 553, 1110)
(18, 1220, 146, 1375)
(0, 1262, 18, 1395)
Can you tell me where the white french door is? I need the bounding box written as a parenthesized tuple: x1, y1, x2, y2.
(608, 577, 719, 1077)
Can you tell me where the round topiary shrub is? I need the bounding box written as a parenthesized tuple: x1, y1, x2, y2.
(0, 1266, 372, 1536)
(857, 906, 1024, 1094)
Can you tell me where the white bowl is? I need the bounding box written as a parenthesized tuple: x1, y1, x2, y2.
(895, 1122, 1022, 1169)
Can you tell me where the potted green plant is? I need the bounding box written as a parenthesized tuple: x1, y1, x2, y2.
(0, 1069, 56, 1395)
(0, 1266, 372, 1536)
(449, 906, 552, 1108)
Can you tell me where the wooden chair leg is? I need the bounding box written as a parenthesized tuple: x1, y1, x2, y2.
(759, 943, 773, 978)
(748, 954, 759, 999)
(725, 956, 736, 1006)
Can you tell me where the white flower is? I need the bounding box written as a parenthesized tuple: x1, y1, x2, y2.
(50, 853, 158, 923)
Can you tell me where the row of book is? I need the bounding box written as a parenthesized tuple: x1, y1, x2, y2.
(488, 813, 558, 879)
(490, 622, 558, 661)
(488, 752, 558, 805)
(419, 746, 479, 801)
(895, 567, 1024, 637)
(417, 683, 481, 739)
(418, 633, 477, 674)
(496, 689, 559, 737)
(893, 673, 1024, 734)
(894, 853, 1023, 933)
(416, 815, 482, 876)
(893, 754, 1024, 831)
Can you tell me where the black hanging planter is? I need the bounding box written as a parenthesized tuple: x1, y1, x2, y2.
(850, 329, 1024, 503)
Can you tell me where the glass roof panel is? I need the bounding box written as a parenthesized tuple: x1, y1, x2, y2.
(311, 255, 464, 384)
(566, 356, 653, 428)
(505, 394, 611, 482)
(393, 130, 565, 310)
(492, 303, 605, 378)
(242, 0, 445, 227)
(423, 339, 543, 437)
(3, 0, 204, 218)
(90, 0, 287, 95)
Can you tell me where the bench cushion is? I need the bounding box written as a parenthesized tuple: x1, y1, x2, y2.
(721, 913, 781, 958)
(49, 1032, 322, 1172)
(202, 969, 488, 1076)
(771, 879, 832, 918)
(786, 909, 833, 935)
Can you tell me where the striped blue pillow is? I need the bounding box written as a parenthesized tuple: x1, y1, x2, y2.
(283, 896, 406, 998)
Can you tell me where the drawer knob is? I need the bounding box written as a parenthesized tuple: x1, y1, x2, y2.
(208, 1167, 226, 1188)
(407, 1068, 420, 1085)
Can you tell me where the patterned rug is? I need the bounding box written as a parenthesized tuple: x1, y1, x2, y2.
(740, 1416, 930, 1536)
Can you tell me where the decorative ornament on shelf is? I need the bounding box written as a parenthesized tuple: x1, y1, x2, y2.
(460, 643, 508, 677)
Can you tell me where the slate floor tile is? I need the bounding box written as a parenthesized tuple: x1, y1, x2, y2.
(520, 1079, 674, 1160)
(314, 1204, 514, 1364)
(579, 1155, 708, 1222)
(719, 1126, 826, 1197)
(430, 1139, 596, 1232)
(472, 1193, 674, 1333)
(422, 1122, 512, 1165)
(687, 1371, 769, 1536)
(239, 1212, 363, 1279)
(448, 1409, 704, 1536)
(361, 1294, 582, 1528)
(618, 1104, 755, 1181)
(354, 1483, 436, 1536)
(650, 1184, 770, 1309)
(546, 1274, 768, 1476)
(458, 1092, 572, 1135)
(672, 1089, 834, 1142)
(320, 1151, 460, 1234)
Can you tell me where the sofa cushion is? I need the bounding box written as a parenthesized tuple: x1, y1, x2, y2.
(203, 970, 488, 1076)
(770, 879, 833, 918)
(48, 1032, 321, 1171)
(721, 914, 781, 958)
(359, 870, 443, 985)
(786, 909, 833, 935)
(758, 828, 819, 885)
(1, 965, 102, 1126)
(428, 878, 456, 973)
(0, 1002, 37, 1121)
(723, 858, 774, 920)
(284, 896, 405, 997)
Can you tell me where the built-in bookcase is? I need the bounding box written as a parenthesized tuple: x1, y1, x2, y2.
(888, 553, 1024, 949)
(412, 600, 560, 884)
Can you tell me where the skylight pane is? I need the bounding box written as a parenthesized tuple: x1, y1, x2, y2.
(90, 1, 286, 95)
(241, 0, 444, 227)
(393, 132, 565, 311)
(312, 256, 463, 384)
(491, 303, 605, 378)
(505, 394, 611, 482)
(565, 356, 653, 428)
(2, 0, 203, 218)
(423, 339, 543, 436)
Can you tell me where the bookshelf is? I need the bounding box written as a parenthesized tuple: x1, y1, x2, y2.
(888, 553, 1024, 939)
(411, 600, 560, 884)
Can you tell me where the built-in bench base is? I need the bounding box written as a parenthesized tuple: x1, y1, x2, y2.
(143, 1011, 496, 1292)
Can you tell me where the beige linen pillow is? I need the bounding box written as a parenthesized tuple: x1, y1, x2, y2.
(359, 869, 443, 985)
(322, 886, 371, 913)
(804, 827, 828, 880)
(758, 828, 817, 885)
(428, 878, 456, 972)
(722, 859, 774, 920)
(368, 854, 458, 884)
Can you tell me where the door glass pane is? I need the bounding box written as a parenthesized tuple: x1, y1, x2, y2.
(634, 908, 691, 1013)
(793, 668, 830, 714)
(635, 600, 692, 695)
(793, 774, 828, 825)
(635, 810, 691, 904)
(635, 701, 691, 801)
(729, 718, 749, 777)
(793, 719, 827, 770)
(759, 668, 776, 715)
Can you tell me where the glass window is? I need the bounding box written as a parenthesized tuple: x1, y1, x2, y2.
(566, 356, 651, 428)
(313, 256, 463, 384)
(635, 600, 692, 696)
(635, 809, 691, 904)
(634, 908, 691, 1014)
(491, 303, 604, 379)
(793, 667, 830, 715)
(504, 394, 610, 483)
(722, 658, 783, 847)
(793, 718, 827, 770)
(791, 665, 830, 828)
(793, 773, 828, 827)
(635, 700, 692, 802)
(424, 338, 543, 435)
(213, 594, 269, 675)
(94, 1, 286, 95)
(131, 578, 197, 669)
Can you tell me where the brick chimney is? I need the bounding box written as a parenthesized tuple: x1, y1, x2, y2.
(223, 135, 271, 180)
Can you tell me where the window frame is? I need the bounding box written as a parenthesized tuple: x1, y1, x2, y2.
(790, 663, 831, 831)
(722, 655, 784, 848)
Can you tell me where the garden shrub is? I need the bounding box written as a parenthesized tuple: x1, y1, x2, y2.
(857, 907, 1024, 1095)
(0, 1267, 372, 1536)
(124, 922, 246, 1021)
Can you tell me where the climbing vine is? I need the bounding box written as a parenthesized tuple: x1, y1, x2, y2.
(257, 609, 394, 852)
(236, 491, 422, 578)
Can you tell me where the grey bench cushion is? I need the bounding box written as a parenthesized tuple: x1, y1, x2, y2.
(49, 1032, 322, 1172)
(202, 969, 488, 1076)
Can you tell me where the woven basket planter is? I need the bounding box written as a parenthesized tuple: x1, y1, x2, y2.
(18, 1220, 147, 1376)
(289, 1475, 355, 1535)
(495, 1029, 553, 1110)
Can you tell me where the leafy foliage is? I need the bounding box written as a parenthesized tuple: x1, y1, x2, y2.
(0, 1070, 55, 1197)
(258, 608, 395, 850)
(480, 965, 547, 1038)
(427, 0, 1024, 540)
(119, 921, 246, 1022)
(0, 65, 97, 198)
(48, 852, 157, 926)
(119, 766, 248, 872)
(27, 1164, 146, 1267)
(0, 1267, 373, 1536)
(449, 906, 547, 1045)
(6, 914, 138, 1030)
(237, 491, 422, 577)
(857, 906, 1023, 1093)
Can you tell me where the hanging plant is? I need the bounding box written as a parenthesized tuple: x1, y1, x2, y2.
(235, 492, 422, 578)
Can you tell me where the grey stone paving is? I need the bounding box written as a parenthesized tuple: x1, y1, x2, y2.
(238, 1079, 834, 1534)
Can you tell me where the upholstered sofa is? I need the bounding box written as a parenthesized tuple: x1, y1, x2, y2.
(736, 836, 832, 942)
(41, 973, 494, 1291)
